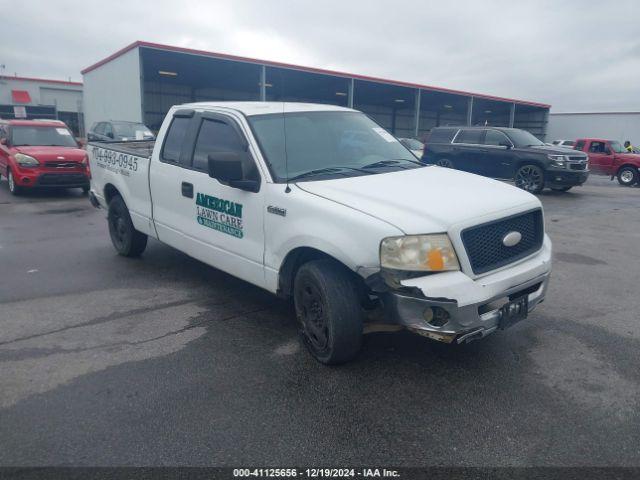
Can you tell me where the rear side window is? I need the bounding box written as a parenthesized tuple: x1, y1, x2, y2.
(428, 128, 457, 144)
(564, 140, 575, 147)
(575, 140, 585, 151)
(192, 119, 245, 171)
(454, 129, 483, 145)
(484, 130, 511, 146)
(161, 117, 191, 164)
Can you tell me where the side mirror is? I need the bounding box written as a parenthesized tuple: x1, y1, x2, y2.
(605, 149, 612, 155)
(77, 138, 86, 148)
(207, 152, 260, 193)
(106, 132, 114, 139)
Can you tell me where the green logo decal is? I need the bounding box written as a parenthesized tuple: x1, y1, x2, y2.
(196, 193, 243, 239)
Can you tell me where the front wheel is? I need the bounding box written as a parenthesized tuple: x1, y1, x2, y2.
(7, 169, 21, 196)
(294, 259, 363, 365)
(617, 166, 638, 186)
(108, 195, 148, 257)
(515, 164, 545, 194)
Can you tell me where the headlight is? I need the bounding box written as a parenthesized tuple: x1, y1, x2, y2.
(380, 234, 460, 272)
(548, 154, 566, 168)
(14, 153, 39, 167)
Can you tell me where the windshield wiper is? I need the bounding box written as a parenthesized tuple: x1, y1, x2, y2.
(362, 158, 422, 169)
(288, 167, 352, 182)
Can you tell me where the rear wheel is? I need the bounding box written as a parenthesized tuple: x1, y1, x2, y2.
(551, 186, 572, 192)
(108, 195, 148, 257)
(515, 164, 545, 194)
(7, 169, 21, 196)
(617, 166, 638, 186)
(294, 259, 363, 365)
(81, 186, 89, 194)
(436, 158, 454, 168)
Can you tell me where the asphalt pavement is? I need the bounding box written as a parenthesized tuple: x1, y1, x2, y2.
(0, 176, 639, 466)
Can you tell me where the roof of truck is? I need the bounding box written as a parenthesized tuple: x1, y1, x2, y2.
(179, 101, 356, 116)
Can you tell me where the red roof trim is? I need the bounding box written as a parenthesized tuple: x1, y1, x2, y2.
(81, 40, 551, 109)
(1, 75, 82, 87)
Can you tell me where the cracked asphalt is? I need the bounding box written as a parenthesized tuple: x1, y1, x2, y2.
(0, 175, 639, 466)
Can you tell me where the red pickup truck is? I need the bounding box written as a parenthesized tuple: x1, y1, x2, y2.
(0, 119, 90, 195)
(575, 138, 640, 186)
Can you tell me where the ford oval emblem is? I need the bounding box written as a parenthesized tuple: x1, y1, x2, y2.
(502, 231, 522, 247)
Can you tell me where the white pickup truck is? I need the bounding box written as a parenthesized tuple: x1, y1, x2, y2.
(88, 102, 552, 364)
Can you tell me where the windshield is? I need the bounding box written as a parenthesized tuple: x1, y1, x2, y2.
(505, 129, 545, 147)
(11, 126, 78, 147)
(609, 141, 625, 153)
(248, 111, 422, 182)
(113, 123, 154, 139)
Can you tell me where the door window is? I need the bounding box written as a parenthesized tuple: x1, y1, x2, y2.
(588, 141, 606, 153)
(192, 118, 259, 181)
(161, 117, 191, 165)
(103, 123, 114, 139)
(483, 130, 511, 146)
(453, 129, 483, 145)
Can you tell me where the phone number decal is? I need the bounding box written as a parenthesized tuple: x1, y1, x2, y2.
(91, 146, 139, 176)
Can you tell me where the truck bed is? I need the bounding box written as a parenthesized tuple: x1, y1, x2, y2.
(89, 140, 156, 158)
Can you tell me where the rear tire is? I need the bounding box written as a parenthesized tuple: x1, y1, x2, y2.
(294, 259, 363, 365)
(81, 186, 89, 194)
(436, 158, 454, 168)
(7, 169, 21, 196)
(108, 195, 148, 257)
(515, 164, 545, 194)
(617, 166, 638, 186)
(551, 186, 572, 192)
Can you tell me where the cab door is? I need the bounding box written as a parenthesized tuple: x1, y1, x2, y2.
(149, 109, 266, 289)
(482, 129, 516, 178)
(587, 141, 614, 174)
(450, 128, 485, 173)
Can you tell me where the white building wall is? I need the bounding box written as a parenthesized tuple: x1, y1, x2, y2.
(82, 47, 142, 132)
(548, 112, 640, 146)
(0, 77, 82, 112)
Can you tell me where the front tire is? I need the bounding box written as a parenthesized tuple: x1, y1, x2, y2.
(294, 259, 363, 365)
(515, 164, 545, 194)
(7, 169, 21, 196)
(108, 195, 148, 257)
(617, 166, 638, 186)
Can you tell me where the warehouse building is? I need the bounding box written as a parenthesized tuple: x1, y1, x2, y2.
(82, 41, 550, 140)
(548, 112, 640, 146)
(0, 76, 84, 136)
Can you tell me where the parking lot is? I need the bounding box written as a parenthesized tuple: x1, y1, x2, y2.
(0, 175, 639, 466)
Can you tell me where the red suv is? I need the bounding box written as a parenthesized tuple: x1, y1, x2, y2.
(0, 120, 90, 195)
(575, 138, 640, 187)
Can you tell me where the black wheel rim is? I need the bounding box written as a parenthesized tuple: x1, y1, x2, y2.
(109, 207, 128, 250)
(515, 166, 542, 191)
(298, 281, 329, 352)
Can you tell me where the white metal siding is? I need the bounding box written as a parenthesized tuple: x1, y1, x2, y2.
(82, 47, 142, 132)
(548, 113, 640, 145)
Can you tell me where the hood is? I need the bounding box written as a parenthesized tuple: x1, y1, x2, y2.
(13, 146, 86, 163)
(296, 166, 540, 234)
(527, 144, 585, 156)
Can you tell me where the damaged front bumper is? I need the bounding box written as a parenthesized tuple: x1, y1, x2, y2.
(371, 236, 552, 344)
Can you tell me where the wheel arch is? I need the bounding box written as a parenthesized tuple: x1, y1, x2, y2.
(103, 183, 121, 204)
(277, 246, 365, 299)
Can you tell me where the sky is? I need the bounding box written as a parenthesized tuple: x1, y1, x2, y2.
(0, 0, 639, 112)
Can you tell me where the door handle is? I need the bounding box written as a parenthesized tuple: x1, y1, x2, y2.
(181, 182, 194, 198)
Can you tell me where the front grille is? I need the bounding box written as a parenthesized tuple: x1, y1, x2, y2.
(569, 163, 587, 170)
(461, 209, 544, 275)
(45, 161, 80, 168)
(38, 173, 87, 186)
(567, 156, 586, 161)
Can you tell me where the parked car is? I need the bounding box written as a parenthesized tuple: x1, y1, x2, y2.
(423, 126, 589, 193)
(88, 102, 551, 365)
(87, 121, 155, 142)
(398, 137, 425, 158)
(551, 139, 576, 149)
(0, 119, 90, 195)
(574, 138, 640, 186)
